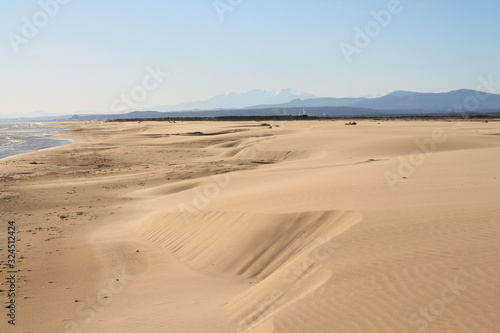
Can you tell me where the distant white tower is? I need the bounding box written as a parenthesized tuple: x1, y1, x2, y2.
(302, 106, 306, 115)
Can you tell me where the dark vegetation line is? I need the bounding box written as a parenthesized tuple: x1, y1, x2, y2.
(106, 114, 500, 122)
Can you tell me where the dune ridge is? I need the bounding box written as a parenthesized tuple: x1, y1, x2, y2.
(134, 210, 361, 279)
(133, 208, 362, 332)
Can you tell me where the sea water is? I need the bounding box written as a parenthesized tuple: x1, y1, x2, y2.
(0, 122, 71, 160)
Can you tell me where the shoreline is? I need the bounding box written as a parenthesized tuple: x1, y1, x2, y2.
(0, 123, 73, 161)
(0, 138, 74, 162)
(1, 120, 499, 332)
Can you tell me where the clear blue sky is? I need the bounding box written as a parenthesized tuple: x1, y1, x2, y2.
(1, 0, 499, 116)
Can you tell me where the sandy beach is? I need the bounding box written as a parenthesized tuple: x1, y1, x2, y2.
(1, 119, 499, 333)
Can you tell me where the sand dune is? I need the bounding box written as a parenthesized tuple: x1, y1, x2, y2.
(134, 210, 361, 278)
(1, 120, 499, 332)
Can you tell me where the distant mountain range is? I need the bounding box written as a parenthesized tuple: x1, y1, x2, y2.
(348, 89, 500, 110)
(143, 88, 317, 112)
(2, 89, 500, 121)
(245, 97, 369, 109)
(244, 89, 500, 111)
(143, 88, 500, 113)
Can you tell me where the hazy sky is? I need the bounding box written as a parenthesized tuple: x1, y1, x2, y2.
(1, 0, 499, 116)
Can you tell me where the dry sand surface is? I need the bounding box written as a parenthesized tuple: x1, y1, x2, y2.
(0, 120, 499, 333)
